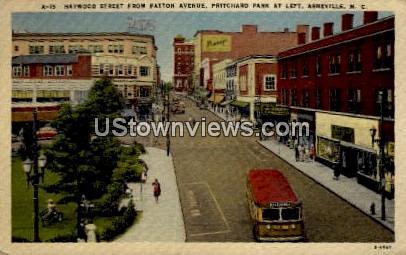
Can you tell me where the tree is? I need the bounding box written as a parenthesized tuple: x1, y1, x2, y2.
(44, 77, 125, 238)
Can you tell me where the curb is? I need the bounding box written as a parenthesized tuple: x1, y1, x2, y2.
(256, 140, 394, 233)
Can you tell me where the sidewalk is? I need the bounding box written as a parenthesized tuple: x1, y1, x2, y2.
(258, 139, 394, 232)
(115, 147, 186, 242)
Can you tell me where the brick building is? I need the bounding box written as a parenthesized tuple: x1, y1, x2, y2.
(172, 35, 194, 93)
(191, 24, 303, 95)
(277, 12, 394, 192)
(12, 53, 93, 122)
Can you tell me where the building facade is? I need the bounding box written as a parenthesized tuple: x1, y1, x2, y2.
(191, 24, 302, 93)
(172, 35, 194, 93)
(12, 32, 159, 121)
(277, 12, 394, 193)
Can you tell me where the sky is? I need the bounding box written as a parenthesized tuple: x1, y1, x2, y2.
(13, 11, 392, 82)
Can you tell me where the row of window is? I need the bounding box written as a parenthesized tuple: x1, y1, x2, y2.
(280, 88, 394, 117)
(26, 44, 148, 55)
(280, 43, 393, 79)
(98, 64, 150, 77)
(12, 65, 73, 77)
(239, 75, 276, 92)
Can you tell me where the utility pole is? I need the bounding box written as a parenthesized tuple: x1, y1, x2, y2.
(166, 84, 170, 157)
(379, 91, 386, 221)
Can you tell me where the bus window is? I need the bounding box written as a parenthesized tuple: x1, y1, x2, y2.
(281, 208, 300, 220)
(262, 208, 280, 221)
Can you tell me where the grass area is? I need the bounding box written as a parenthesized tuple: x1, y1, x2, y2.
(12, 156, 77, 241)
(12, 156, 139, 242)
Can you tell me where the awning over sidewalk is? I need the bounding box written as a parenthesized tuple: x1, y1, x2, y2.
(220, 100, 233, 106)
(208, 94, 224, 104)
(230, 100, 249, 108)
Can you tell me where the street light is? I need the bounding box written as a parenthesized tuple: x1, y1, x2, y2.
(370, 91, 386, 221)
(21, 109, 44, 242)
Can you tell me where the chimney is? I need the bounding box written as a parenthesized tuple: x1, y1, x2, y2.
(364, 11, 378, 24)
(242, 25, 258, 34)
(342, 14, 354, 31)
(323, 22, 334, 37)
(296, 24, 309, 43)
(311, 27, 320, 41)
(298, 33, 306, 44)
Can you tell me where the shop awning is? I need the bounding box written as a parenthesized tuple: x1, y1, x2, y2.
(230, 100, 249, 108)
(208, 94, 224, 104)
(220, 100, 233, 106)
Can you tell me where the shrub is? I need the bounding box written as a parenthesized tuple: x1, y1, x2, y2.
(45, 232, 77, 242)
(98, 200, 136, 241)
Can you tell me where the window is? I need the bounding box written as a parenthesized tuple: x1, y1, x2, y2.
(99, 64, 105, 75)
(348, 88, 361, 113)
(23, 66, 30, 77)
(316, 89, 322, 109)
(328, 54, 341, 74)
(68, 45, 83, 53)
(108, 45, 124, 54)
(67, 65, 73, 76)
(49, 45, 65, 54)
(290, 89, 297, 106)
(88, 45, 104, 53)
(302, 59, 309, 76)
(12, 66, 22, 77)
(290, 63, 297, 78)
(132, 45, 147, 55)
(14, 45, 19, 52)
(316, 55, 322, 75)
(239, 75, 247, 91)
(55, 65, 65, 76)
(109, 64, 114, 76)
(264, 75, 276, 91)
(348, 49, 362, 72)
(140, 66, 150, 76)
(281, 208, 300, 220)
(281, 63, 288, 78)
(374, 43, 393, 70)
(127, 65, 133, 76)
(375, 89, 394, 118)
(302, 89, 309, 107)
(43, 65, 53, 76)
(140, 87, 150, 97)
(329, 89, 341, 111)
(29, 45, 44, 54)
(262, 209, 280, 221)
(116, 65, 124, 76)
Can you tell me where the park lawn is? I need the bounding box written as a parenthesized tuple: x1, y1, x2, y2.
(12, 156, 77, 241)
(12, 156, 138, 242)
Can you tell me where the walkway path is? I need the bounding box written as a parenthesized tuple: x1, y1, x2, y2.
(115, 147, 186, 242)
(258, 139, 394, 231)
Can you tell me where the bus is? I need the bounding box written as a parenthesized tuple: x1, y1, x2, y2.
(246, 169, 305, 241)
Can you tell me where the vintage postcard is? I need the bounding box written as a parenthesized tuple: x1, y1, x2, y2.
(0, 0, 405, 254)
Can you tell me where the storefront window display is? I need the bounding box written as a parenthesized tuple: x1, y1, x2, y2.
(317, 136, 340, 163)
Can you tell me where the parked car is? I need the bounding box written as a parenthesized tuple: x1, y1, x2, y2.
(171, 101, 185, 114)
(36, 126, 57, 140)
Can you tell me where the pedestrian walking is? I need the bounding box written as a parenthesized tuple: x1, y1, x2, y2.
(152, 178, 161, 203)
(298, 143, 304, 161)
(294, 140, 299, 162)
(333, 163, 340, 180)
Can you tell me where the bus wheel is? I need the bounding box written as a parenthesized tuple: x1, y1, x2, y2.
(252, 226, 259, 242)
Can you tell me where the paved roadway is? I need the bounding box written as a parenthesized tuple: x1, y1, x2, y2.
(128, 97, 394, 242)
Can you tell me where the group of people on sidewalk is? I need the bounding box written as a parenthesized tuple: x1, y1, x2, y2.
(294, 139, 316, 163)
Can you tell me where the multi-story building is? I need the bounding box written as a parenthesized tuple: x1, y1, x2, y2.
(172, 35, 194, 93)
(277, 12, 394, 192)
(191, 24, 303, 92)
(12, 32, 159, 121)
(234, 55, 279, 122)
(12, 53, 93, 122)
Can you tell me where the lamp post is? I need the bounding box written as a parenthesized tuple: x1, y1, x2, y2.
(369, 91, 386, 221)
(165, 85, 171, 157)
(22, 109, 47, 242)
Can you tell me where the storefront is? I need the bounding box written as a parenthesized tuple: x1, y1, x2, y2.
(230, 100, 249, 119)
(316, 135, 341, 168)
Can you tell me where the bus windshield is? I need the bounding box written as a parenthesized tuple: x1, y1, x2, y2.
(262, 209, 280, 221)
(281, 208, 300, 220)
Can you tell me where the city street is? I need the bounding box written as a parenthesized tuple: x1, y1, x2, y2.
(128, 97, 394, 242)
